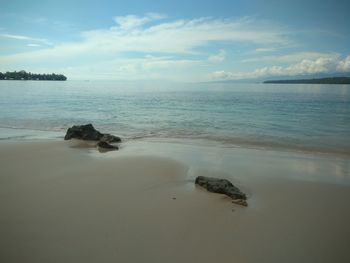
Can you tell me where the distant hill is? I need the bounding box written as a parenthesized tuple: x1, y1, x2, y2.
(206, 72, 350, 84)
(0, 70, 67, 81)
(263, 77, 350, 84)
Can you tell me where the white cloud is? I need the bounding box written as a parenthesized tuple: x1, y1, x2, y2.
(1, 15, 290, 63)
(0, 33, 51, 45)
(208, 49, 226, 62)
(337, 55, 350, 72)
(212, 54, 350, 80)
(27, 43, 41, 47)
(255, 47, 277, 52)
(241, 51, 339, 63)
(211, 70, 232, 79)
(113, 13, 166, 30)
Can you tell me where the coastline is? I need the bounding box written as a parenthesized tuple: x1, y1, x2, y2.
(1, 126, 350, 159)
(1, 139, 350, 262)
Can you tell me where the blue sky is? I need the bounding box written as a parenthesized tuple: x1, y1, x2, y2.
(0, 0, 349, 81)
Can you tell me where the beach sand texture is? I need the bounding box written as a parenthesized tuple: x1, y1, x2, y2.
(1, 140, 350, 263)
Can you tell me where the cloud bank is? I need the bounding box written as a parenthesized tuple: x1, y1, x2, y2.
(0, 13, 349, 81)
(212, 54, 350, 80)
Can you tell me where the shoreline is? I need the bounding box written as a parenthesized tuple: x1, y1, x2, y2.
(1, 126, 350, 160)
(1, 139, 350, 262)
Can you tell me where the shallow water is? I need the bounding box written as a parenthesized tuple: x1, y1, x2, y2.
(0, 80, 349, 155)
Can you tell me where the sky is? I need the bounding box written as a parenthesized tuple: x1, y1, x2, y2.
(0, 0, 350, 81)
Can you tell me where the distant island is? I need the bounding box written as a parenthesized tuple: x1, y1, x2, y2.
(264, 77, 350, 84)
(0, 70, 67, 81)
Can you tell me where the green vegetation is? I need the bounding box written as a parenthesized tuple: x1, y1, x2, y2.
(264, 77, 350, 84)
(0, 70, 67, 81)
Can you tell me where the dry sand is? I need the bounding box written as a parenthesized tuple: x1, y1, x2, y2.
(0, 140, 350, 263)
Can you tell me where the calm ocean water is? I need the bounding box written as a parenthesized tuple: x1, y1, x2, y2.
(0, 80, 349, 155)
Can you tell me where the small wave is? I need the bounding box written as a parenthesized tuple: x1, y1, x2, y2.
(126, 132, 350, 158)
(0, 125, 65, 133)
(1, 125, 349, 158)
(0, 135, 29, 140)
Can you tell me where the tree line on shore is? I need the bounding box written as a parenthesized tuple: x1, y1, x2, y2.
(263, 77, 350, 84)
(0, 70, 67, 81)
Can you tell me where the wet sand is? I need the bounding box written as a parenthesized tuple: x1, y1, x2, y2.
(1, 140, 350, 263)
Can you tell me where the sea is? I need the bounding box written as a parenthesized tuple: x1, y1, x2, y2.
(0, 80, 349, 157)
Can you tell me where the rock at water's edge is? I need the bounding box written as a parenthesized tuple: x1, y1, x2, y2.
(100, 133, 121, 143)
(97, 141, 119, 151)
(64, 124, 121, 143)
(195, 176, 247, 206)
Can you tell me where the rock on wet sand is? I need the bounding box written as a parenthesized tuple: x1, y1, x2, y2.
(64, 124, 121, 143)
(195, 176, 248, 206)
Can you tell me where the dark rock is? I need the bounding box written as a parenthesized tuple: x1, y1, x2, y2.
(64, 124, 121, 143)
(195, 176, 247, 206)
(100, 134, 121, 143)
(97, 141, 119, 151)
(64, 124, 102, 141)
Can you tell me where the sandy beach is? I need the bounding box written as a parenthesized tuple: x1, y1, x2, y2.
(2, 0, 350, 261)
(0, 139, 349, 263)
